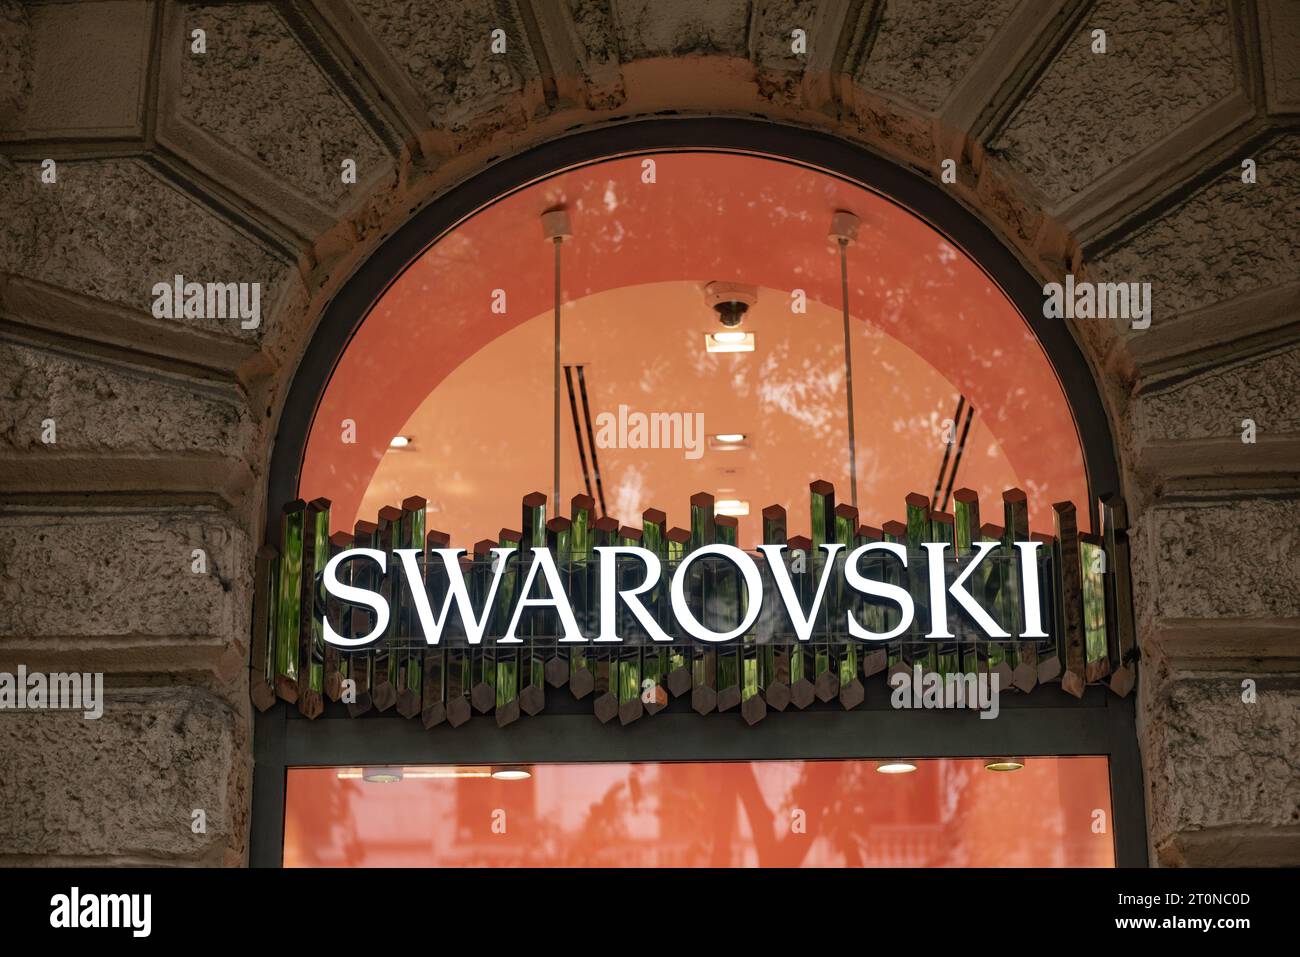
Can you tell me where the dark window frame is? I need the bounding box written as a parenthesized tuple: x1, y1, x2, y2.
(252, 117, 1146, 868)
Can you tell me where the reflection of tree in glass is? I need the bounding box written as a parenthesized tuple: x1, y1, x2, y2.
(556, 778, 636, 867)
(292, 774, 363, 866)
(929, 762, 1067, 867)
(674, 760, 875, 866)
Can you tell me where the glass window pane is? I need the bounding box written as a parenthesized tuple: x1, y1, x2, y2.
(284, 757, 1114, 867)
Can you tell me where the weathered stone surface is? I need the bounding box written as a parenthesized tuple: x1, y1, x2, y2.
(843, 89, 936, 164)
(1137, 345, 1300, 443)
(857, 0, 1020, 111)
(0, 0, 1293, 871)
(352, 0, 539, 132)
(0, 159, 289, 342)
(0, 688, 246, 863)
(0, 340, 255, 457)
(0, 0, 30, 127)
(990, 0, 1237, 203)
(975, 154, 1045, 251)
(1259, 0, 1300, 114)
(0, 510, 252, 642)
(1141, 674, 1300, 865)
(1090, 133, 1300, 322)
(0, 0, 150, 141)
(565, 0, 626, 108)
(613, 0, 750, 59)
(179, 4, 388, 209)
(568, 0, 621, 70)
(750, 0, 822, 75)
(1130, 499, 1300, 624)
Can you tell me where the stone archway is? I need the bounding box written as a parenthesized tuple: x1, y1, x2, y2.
(1, 0, 1295, 867)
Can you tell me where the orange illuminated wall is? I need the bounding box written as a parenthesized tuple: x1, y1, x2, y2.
(284, 758, 1114, 867)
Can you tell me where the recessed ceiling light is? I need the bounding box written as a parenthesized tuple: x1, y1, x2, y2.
(708, 434, 750, 451)
(389, 435, 412, 449)
(716, 499, 750, 516)
(491, 768, 532, 781)
(705, 331, 755, 353)
(875, 760, 917, 775)
(362, 767, 404, 783)
(984, 758, 1025, 772)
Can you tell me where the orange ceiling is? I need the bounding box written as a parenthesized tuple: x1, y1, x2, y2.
(359, 281, 1027, 546)
(299, 152, 1088, 541)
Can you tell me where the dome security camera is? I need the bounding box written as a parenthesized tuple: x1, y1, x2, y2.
(704, 281, 757, 329)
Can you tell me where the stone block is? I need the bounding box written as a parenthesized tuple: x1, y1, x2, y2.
(559, 0, 625, 109)
(1130, 498, 1300, 624)
(0, 0, 151, 141)
(1259, 0, 1300, 114)
(178, 3, 389, 210)
(1141, 673, 1300, 865)
(0, 340, 255, 459)
(0, 0, 31, 127)
(0, 687, 247, 863)
(856, 0, 1020, 111)
(0, 509, 253, 646)
(352, 0, 540, 132)
(1136, 345, 1300, 444)
(613, 0, 750, 59)
(1090, 132, 1300, 321)
(989, 0, 1237, 204)
(749, 0, 823, 101)
(0, 158, 290, 343)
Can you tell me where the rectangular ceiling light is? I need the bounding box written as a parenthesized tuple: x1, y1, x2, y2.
(708, 433, 750, 451)
(336, 767, 494, 780)
(715, 499, 750, 516)
(704, 331, 755, 353)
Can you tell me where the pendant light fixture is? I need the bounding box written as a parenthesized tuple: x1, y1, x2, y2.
(542, 208, 572, 509)
(830, 210, 861, 508)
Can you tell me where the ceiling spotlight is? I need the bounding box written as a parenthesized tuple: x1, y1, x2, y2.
(389, 435, 412, 449)
(984, 758, 1025, 772)
(715, 433, 746, 443)
(362, 767, 404, 783)
(704, 331, 755, 353)
(715, 499, 750, 516)
(704, 281, 757, 328)
(875, 760, 918, 775)
(491, 768, 532, 781)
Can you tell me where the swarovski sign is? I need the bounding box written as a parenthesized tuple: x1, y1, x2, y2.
(320, 541, 1049, 648)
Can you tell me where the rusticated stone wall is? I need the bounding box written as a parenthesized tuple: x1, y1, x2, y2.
(0, 0, 1296, 866)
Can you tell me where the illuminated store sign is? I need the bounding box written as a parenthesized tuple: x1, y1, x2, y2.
(253, 481, 1134, 725)
(319, 539, 1049, 648)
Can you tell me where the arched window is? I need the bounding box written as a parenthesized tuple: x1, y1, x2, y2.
(298, 151, 1089, 542)
(254, 121, 1143, 869)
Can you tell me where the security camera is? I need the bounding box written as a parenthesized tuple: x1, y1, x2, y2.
(704, 281, 757, 328)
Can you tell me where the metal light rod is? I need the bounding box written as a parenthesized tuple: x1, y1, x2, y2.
(830, 210, 861, 509)
(541, 208, 573, 512)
